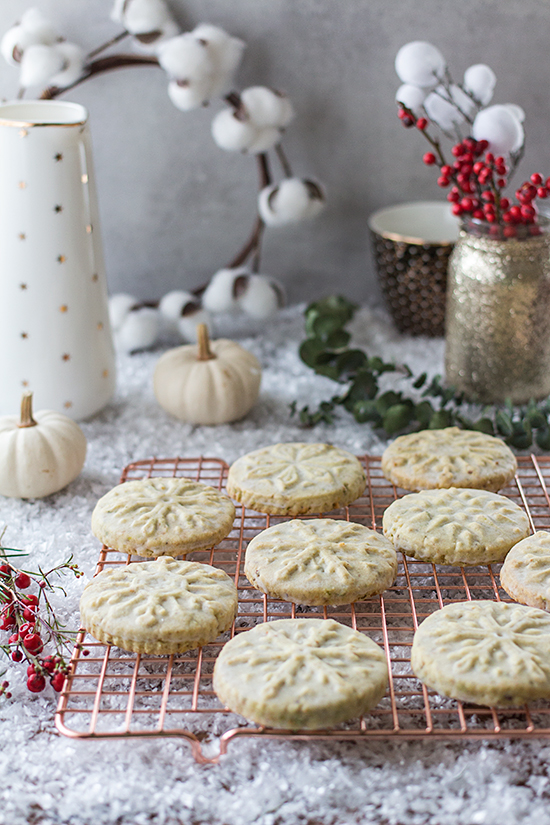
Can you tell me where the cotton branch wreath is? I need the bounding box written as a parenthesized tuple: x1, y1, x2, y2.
(1, 3, 326, 351)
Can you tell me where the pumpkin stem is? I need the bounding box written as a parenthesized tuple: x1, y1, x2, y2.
(197, 324, 216, 361)
(19, 391, 38, 428)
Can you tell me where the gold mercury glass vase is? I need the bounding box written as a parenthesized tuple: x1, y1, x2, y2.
(445, 218, 550, 404)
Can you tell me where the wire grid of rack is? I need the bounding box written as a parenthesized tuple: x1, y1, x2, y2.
(56, 454, 550, 763)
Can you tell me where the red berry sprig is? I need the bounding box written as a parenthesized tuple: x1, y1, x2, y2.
(0, 543, 85, 697)
(397, 104, 547, 238)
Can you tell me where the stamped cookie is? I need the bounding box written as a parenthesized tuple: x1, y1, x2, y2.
(226, 442, 366, 515)
(244, 518, 397, 605)
(91, 477, 235, 557)
(382, 487, 529, 566)
(381, 427, 517, 492)
(411, 600, 550, 706)
(79, 557, 238, 654)
(213, 618, 388, 729)
(500, 531, 550, 610)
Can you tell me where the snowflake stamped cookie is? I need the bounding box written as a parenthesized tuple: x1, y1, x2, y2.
(226, 442, 366, 515)
(500, 531, 550, 610)
(381, 427, 517, 492)
(411, 601, 550, 706)
(213, 618, 388, 729)
(244, 518, 397, 605)
(79, 557, 238, 654)
(91, 477, 236, 557)
(382, 487, 529, 566)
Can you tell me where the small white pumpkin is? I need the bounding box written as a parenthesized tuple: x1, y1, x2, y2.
(0, 392, 87, 498)
(153, 323, 262, 425)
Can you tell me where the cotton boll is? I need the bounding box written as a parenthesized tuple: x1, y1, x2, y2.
(1, 9, 58, 66)
(201, 267, 249, 313)
(424, 85, 472, 130)
(504, 103, 525, 123)
(472, 104, 525, 155)
(177, 306, 213, 342)
(241, 86, 294, 128)
(158, 34, 212, 81)
(258, 178, 323, 226)
(275, 179, 311, 221)
(463, 64, 496, 106)
(159, 290, 196, 324)
(395, 41, 445, 87)
(48, 42, 85, 88)
(116, 306, 160, 352)
(168, 79, 211, 111)
(211, 108, 257, 151)
(237, 275, 282, 319)
(111, 0, 178, 44)
(302, 180, 326, 219)
(20, 43, 65, 88)
(395, 83, 427, 114)
(109, 293, 138, 331)
(192, 24, 245, 95)
(259, 184, 285, 226)
(246, 125, 281, 154)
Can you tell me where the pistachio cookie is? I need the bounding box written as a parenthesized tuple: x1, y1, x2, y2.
(79, 557, 238, 654)
(213, 618, 388, 729)
(411, 600, 550, 706)
(226, 442, 366, 515)
(381, 427, 517, 492)
(382, 487, 529, 566)
(500, 531, 550, 610)
(244, 518, 397, 605)
(91, 477, 235, 557)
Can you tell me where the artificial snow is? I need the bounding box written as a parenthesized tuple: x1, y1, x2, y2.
(1, 303, 550, 825)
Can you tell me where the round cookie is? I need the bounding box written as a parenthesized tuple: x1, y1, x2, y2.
(500, 531, 550, 610)
(213, 618, 388, 729)
(411, 600, 550, 706)
(244, 518, 397, 605)
(79, 557, 238, 654)
(381, 427, 517, 492)
(382, 487, 529, 566)
(226, 442, 366, 515)
(91, 477, 235, 557)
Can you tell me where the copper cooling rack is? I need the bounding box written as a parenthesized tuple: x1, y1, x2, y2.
(56, 454, 550, 763)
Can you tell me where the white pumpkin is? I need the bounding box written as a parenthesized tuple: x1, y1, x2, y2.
(0, 392, 87, 498)
(153, 323, 262, 425)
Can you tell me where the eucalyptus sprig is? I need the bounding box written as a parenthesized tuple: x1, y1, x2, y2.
(291, 296, 550, 450)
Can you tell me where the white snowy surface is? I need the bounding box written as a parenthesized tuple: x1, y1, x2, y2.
(1, 303, 550, 825)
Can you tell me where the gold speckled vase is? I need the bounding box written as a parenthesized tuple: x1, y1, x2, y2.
(445, 219, 550, 404)
(0, 100, 116, 420)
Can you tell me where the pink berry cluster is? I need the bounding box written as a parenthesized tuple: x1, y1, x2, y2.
(0, 558, 85, 696)
(398, 107, 548, 238)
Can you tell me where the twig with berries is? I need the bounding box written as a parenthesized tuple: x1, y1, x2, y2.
(0, 541, 86, 697)
(399, 106, 549, 237)
(394, 41, 548, 238)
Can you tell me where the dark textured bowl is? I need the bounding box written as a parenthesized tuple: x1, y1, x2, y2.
(369, 201, 459, 337)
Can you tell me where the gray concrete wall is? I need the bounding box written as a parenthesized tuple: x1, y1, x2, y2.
(1, 0, 549, 306)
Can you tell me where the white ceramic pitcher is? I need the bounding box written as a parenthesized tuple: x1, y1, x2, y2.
(0, 100, 116, 420)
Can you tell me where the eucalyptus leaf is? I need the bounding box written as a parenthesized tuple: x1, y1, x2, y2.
(376, 391, 402, 416)
(336, 349, 368, 376)
(415, 400, 435, 427)
(383, 403, 413, 434)
(495, 410, 514, 437)
(299, 338, 327, 367)
(326, 330, 351, 349)
(429, 410, 453, 428)
(473, 418, 495, 435)
(353, 400, 381, 424)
